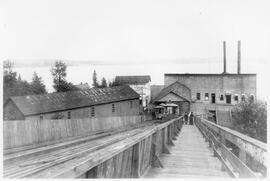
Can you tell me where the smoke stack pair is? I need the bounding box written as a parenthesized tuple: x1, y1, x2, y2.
(222, 40, 241, 74)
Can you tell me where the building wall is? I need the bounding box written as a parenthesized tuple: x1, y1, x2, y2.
(150, 85, 164, 101)
(130, 82, 151, 107)
(3, 101, 25, 120)
(4, 99, 140, 120)
(165, 74, 256, 106)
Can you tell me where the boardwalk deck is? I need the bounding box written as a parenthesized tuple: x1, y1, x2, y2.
(144, 125, 230, 178)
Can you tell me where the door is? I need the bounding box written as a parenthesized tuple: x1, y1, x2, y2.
(211, 93, 216, 103)
(225, 95, 231, 104)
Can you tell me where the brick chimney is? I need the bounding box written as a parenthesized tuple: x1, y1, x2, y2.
(222, 41, 227, 74)
(237, 40, 241, 74)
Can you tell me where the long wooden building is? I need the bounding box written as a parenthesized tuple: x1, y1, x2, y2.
(4, 85, 140, 120)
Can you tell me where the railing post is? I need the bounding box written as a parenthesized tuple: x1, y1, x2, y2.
(131, 142, 141, 178)
(162, 128, 170, 154)
(151, 132, 163, 168)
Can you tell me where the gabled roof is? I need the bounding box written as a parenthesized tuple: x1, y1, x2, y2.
(152, 81, 191, 102)
(115, 75, 151, 85)
(7, 85, 139, 116)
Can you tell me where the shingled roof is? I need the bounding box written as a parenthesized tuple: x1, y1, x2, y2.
(152, 81, 191, 102)
(115, 75, 151, 85)
(7, 85, 139, 116)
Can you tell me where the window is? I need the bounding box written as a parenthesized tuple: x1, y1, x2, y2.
(196, 93, 201, 100)
(234, 95, 239, 102)
(112, 104, 115, 113)
(205, 93, 209, 101)
(211, 93, 216, 103)
(91, 107, 95, 117)
(220, 94, 224, 101)
(130, 101, 133, 108)
(40, 115, 43, 120)
(225, 95, 231, 104)
(67, 111, 71, 119)
(241, 94, 245, 102)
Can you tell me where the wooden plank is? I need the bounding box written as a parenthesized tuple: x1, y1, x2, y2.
(3, 115, 144, 149)
(4, 125, 152, 178)
(144, 125, 230, 178)
(200, 118, 267, 167)
(131, 143, 140, 178)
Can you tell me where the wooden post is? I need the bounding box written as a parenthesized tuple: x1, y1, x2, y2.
(239, 149, 247, 177)
(151, 143, 163, 168)
(131, 142, 141, 178)
(162, 128, 170, 154)
(167, 125, 175, 146)
(219, 135, 227, 171)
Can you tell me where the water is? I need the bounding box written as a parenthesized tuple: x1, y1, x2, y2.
(13, 62, 267, 100)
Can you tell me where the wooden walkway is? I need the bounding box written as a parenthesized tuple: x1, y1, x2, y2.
(144, 125, 230, 178)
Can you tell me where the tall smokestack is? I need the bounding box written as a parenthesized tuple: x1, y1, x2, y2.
(223, 41, 227, 74)
(237, 40, 241, 74)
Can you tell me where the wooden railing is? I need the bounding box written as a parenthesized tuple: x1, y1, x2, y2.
(195, 115, 267, 178)
(3, 115, 143, 150)
(73, 116, 184, 178)
(4, 116, 183, 178)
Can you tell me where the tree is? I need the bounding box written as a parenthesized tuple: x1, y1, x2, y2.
(108, 78, 119, 87)
(92, 70, 99, 87)
(232, 97, 267, 143)
(100, 77, 107, 88)
(3, 60, 49, 103)
(3, 60, 17, 88)
(31, 72, 47, 94)
(51, 61, 78, 92)
(3, 60, 18, 102)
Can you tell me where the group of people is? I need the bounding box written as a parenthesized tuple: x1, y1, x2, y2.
(184, 111, 194, 125)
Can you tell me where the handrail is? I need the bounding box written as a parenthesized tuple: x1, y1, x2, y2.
(4, 116, 184, 178)
(195, 115, 267, 178)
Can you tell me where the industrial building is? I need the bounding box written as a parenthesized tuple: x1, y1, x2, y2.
(152, 41, 256, 125)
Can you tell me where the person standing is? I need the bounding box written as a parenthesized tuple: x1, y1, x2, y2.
(189, 112, 194, 125)
(184, 112, 188, 125)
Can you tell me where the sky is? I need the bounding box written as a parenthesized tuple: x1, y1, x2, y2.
(1, 0, 270, 99)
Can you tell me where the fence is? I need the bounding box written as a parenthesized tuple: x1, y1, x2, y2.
(3, 115, 143, 150)
(65, 116, 183, 178)
(195, 115, 267, 178)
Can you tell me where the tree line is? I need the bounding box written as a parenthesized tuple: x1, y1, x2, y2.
(3, 60, 47, 103)
(3, 60, 121, 103)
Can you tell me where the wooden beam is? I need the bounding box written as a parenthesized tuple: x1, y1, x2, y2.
(162, 145, 171, 154)
(131, 142, 141, 178)
(151, 155, 164, 168)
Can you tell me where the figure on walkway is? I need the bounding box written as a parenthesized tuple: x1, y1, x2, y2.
(184, 112, 188, 124)
(189, 112, 194, 125)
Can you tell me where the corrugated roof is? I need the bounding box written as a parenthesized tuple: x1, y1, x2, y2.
(9, 85, 139, 116)
(152, 81, 191, 102)
(115, 75, 151, 85)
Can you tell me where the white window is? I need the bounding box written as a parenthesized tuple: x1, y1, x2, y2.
(205, 93, 209, 101)
(112, 104, 115, 112)
(91, 107, 95, 117)
(67, 111, 71, 119)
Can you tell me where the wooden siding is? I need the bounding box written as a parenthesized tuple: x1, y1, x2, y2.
(3, 115, 142, 149)
(4, 99, 140, 120)
(3, 100, 25, 120)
